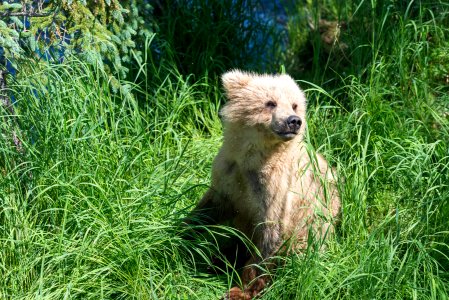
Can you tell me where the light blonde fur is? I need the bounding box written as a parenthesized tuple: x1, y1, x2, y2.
(187, 70, 341, 300)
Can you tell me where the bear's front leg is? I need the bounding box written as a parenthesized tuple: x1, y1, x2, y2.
(224, 223, 282, 299)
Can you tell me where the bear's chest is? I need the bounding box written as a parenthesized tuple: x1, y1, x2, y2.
(228, 164, 292, 220)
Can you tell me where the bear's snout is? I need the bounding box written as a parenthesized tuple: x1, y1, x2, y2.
(271, 114, 302, 141)
(287, 115, 302, 132)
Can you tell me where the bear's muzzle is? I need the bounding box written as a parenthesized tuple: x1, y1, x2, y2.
(273, 115, 302, 140)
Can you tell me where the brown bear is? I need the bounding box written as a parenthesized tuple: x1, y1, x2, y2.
(186, 70, 341, 299)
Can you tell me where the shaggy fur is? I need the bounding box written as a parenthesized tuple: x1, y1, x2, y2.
(186, 70, 341, 300)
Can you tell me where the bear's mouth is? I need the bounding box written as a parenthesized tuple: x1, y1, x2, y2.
(274, 131, 298, 140)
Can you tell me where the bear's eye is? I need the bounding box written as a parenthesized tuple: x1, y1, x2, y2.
(292, 103, 298, 111)
(266, 101, 277, 108)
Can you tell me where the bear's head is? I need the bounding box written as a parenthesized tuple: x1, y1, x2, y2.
(220, 70, 307, 143)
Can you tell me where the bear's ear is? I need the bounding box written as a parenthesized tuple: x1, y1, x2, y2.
(221, 70, 252, 93)
(279, 74, 299, 86)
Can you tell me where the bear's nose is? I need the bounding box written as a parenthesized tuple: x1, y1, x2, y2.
(287, 115, 302, 131)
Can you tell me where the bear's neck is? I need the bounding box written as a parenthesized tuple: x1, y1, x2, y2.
(222, 126, 301, 173)
(221, 127, 304, 213)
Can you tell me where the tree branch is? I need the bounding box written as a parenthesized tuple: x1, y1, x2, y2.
(0, 11, 51, 18)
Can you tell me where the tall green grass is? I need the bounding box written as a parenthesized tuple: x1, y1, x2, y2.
(0, 58, 227, 298)
(1, 0, 449, 299)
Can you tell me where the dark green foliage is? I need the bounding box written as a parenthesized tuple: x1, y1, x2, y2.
(284, 0, 449, 89)
(152, 0, 282, 78)
(0, 0, 153, 80)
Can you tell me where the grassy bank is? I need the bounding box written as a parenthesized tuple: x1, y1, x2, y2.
(1, 1, 449, 299)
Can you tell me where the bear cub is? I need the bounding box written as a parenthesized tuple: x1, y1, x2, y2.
(186, 70, 341, 300)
